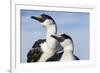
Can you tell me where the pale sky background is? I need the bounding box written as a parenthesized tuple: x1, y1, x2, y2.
(20, 10, 90, 63)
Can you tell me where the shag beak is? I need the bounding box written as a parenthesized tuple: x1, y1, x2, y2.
(31, 16, 43, 22)
(51, 35, 64, 42)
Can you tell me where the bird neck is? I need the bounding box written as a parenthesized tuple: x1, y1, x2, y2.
(63, 44, 74, 53)
(46, 24, 57, 38)
(60, 51, 73, 61)
(46, 24, 57, 52)
(60, 45, 74, 61)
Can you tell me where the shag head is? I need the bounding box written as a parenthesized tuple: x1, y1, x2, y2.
(51, 34, 73, 48)
(31, 14, 56, 28)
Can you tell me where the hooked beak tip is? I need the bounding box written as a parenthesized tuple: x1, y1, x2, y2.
(51, 35, 57, 39)
(31, 16, 35, 19)
(51, 35, 63, 42)
(51, 35, 55, 38)
(30, 16, 43, 22)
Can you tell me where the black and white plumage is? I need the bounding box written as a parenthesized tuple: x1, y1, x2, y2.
(51, 34, 80, 61)
(46, 51, 64, 61)
(27, 39, 45, 62)
(27, 14, 62, 62)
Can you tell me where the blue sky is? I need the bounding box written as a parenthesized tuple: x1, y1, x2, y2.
(20, 10, 90, 63)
